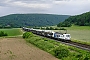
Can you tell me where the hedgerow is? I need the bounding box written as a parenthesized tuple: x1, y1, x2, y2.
(23, 32, 33, 38)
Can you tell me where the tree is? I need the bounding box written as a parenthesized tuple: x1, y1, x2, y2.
(0, 31, 8, 37)
(46, 27, 49, 30)
(57, 12, 90, 26)
(49, 27, 54, 30)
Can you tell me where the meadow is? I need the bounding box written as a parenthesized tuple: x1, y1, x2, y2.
(0, 28, 23, 36)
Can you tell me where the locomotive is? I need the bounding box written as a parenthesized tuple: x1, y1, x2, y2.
(22, 27, 71, 41)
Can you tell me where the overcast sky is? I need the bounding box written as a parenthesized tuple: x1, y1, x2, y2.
(0, 0, 90, 16)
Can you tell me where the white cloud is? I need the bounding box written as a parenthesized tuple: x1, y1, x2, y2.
(0, 0, 90, 16)
(0, 0, 51, 9)
(50, 0, 90, 15)
(12, 1, 51, 9)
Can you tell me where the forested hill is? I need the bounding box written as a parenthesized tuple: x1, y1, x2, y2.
(0, 14, 69, 28)
(57, 12, 90, 27)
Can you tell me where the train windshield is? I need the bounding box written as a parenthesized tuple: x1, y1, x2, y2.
(66, 35, 70, 37)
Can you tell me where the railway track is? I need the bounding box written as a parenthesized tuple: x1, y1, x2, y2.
(37, 34, 90, 51)
(65, 41, 90, 51)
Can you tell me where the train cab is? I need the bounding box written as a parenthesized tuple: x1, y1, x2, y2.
(63, 34, 71, 41)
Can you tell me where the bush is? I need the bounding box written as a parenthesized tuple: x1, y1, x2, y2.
(53, 47, 69, 59)
(0, 31, 8, 37)
(23, 32, 33, 38)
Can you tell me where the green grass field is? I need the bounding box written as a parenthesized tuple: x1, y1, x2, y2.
(0, 28, 23, 36)
(68, 30, 90, 41)
(64, 25, 90, 30)
(51, 25, 90, 30)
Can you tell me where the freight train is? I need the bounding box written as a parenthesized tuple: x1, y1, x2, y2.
(22, 27, 71, 41)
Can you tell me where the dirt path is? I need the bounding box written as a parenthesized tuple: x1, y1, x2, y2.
(0, 37, 58, 60)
